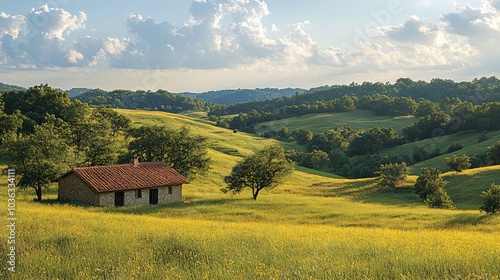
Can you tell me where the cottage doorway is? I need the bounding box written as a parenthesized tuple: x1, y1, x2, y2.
(115, 191, 125, 206)
(149, 189, 158, 205)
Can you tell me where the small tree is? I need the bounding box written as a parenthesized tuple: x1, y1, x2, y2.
(426, 187, 455, 209)
(480, 184, 500, 213)
(444, 154, 471, 172)
(222, 145, 294, 200)
(414, 167, 447, 201)
(488, 141, 500, 165)
(375, 162, 410, 192)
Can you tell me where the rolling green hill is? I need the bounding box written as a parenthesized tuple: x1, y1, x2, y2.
(255, 110, 417, 133)
(2, 109, 499, 279)
(380, 130, 500, 173)
(116, 109, 497, 211)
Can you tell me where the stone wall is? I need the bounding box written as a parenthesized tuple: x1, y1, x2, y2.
(159, 185, 182, 203)
(58, 173, 100, 205)
(99, 185, 183, 207)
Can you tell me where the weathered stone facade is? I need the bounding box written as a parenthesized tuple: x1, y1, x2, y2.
(58, 174, 183, 207)
(98, 185, 182, 207)
(58, 173, 100, 205)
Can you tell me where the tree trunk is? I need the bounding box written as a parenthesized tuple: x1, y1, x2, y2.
(252, 188, 260, 200)
(35, 186, 42, 201)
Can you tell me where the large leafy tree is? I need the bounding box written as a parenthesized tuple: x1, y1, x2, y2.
(222, 145, 294, 200)
(127, 125, 210, 179)
(375, 162, 410, 192)
(1, 123, 74, 201)
(61, 101, 125, 166)
(414, 167, 448, 201)
(91, 105, 131, 136)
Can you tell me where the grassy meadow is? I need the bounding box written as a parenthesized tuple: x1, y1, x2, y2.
(1, 109, 499, 279)
(254, 110, 417, 133)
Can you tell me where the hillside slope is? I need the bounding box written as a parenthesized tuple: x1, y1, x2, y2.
(117, 109, 498, 211)
(1, 109, 499, 279)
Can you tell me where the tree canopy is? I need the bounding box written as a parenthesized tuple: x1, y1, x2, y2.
(127, 125, 210, 179)
(375, 162, 410, 192)
(1, 123, 74, 201)
(480, 183, 500, 214)
(222, 145, 294, 200)
(414, 167, 447, 201)
(444, 154, 471, 172)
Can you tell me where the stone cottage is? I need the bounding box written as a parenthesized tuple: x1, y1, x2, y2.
(56, 156, 189, 207)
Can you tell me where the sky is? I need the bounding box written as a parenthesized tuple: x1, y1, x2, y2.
(0, 0, 499, 92)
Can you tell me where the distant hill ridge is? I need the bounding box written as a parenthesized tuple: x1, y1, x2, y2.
(180, 88, 306, 105)
(3, 85, 307, 105)
(0, 82, 25, 91)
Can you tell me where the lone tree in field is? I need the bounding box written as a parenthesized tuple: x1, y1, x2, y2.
(444, 154, 471, 172)
(222, 145, 294, 200)
(480, 183, 500, 214)
(375, 162, 410, 192)
(414, 167, 448, 201)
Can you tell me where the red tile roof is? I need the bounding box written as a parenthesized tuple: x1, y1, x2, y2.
(57, 162, 190, 193)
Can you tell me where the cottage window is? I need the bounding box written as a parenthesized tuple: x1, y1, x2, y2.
(168, 186, 172, 195)
(136, 189, 142, 199)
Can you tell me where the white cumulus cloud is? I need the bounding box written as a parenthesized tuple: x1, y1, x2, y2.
(112, 0, 350, 70)
(0, 5, 88, 68)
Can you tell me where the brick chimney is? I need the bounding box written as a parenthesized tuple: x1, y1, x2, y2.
(133, 154, 139, 167)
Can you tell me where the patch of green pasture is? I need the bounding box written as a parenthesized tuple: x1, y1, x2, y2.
(442, 165, 500, 209)
(117, 108, 298, 157)
(255, 110, 417, 133)
(381, 130, 500, 173)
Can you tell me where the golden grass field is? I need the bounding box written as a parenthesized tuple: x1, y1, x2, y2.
(1, 109, 499, 279)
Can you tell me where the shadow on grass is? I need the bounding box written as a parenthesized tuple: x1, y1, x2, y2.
(101, 198, 235, 215)
(307, 180, 421, 207)
(443, 213, 494, 227)
(38, 198, 96, 208)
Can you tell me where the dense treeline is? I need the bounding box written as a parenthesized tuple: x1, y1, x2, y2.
(210, 77, 500, 117)
(76, 89, 217, 113)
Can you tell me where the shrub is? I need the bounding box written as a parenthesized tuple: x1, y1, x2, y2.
(444, 154, 471, 172)
(447, 144, 463, 153)
(375, 162, 410, 192)
(479, 183, 500, 213)
(478, 131, 488, 143)
(488, 140, 500, 165)
(426, 187, 455, 209)
(414, 167, 447, 201)
(411, 147, 440, 163)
